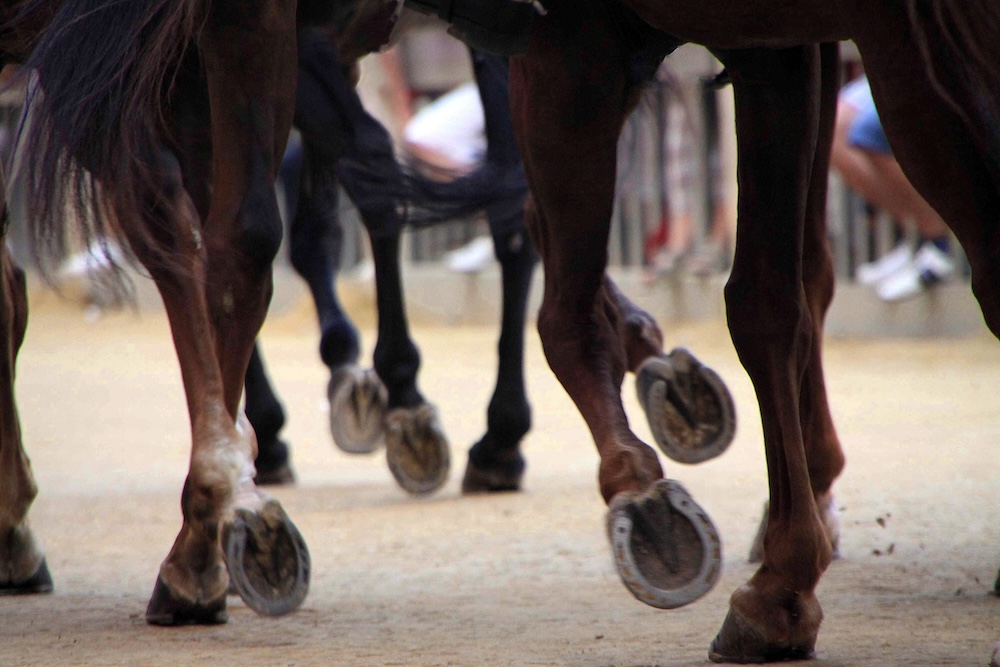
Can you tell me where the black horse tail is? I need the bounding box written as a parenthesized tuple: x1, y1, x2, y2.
(908, 0, 1000, 178)
(400, 158, 528, 231)
(333, 149, 528, 238)
(11, 0, 200, 276)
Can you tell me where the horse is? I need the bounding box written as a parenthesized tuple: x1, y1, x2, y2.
(245, 35, 541, 497)
(0, 0, 397, 625)
(446, 0, 1000, 661)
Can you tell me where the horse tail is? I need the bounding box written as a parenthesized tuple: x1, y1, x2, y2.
(400, 159, 528, 230)
(333, 153, 528, 236)
(908, 0, 1000, 176)
(11, 0, 200, 276)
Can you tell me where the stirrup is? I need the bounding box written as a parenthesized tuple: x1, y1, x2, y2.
(404, 0, 539, 56)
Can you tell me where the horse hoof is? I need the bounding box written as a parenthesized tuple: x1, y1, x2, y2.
(636, 348, 736, 464)
(607, 479, 721, 609)
(0, 558, 54, 596)
(222, 500, 311, 617)
(709, 608, 816, 663)
(385, 404, 450, 496)
(328, 365, 388, 454)
(461, 451, 525, 494)
(145, 575, 228, 626)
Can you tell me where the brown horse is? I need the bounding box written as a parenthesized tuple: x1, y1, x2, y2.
(495, 0, 1000, 662)
(0, 0, 396, 625)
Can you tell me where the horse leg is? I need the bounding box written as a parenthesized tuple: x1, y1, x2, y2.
(459, 50, 537, 493)
(0, 227, 53, 595)
(746, 44, 845, 564)
(294, 28, 449, 494)
(367, 232, 450, 495)
(292, 30, 389, 455)
(288, 147, 383, 455)
(706, 45, 834, 662)
(461, 217, 536, 493)
(511, 5, 720, 609)
(143, 3, 308, 624)
(244, 343, 295, 485)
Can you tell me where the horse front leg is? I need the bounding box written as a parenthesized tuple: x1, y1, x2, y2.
(459, 50, 537, 493)
(461, 220, 536, 493)
(747, 43, 846, 564)
(511, 5, 720, 610)
(368, 232, 450, 496)
(708, 46, 834, 662)
(0, 233, 53, 595)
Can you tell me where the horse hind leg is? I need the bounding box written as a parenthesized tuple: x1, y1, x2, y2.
(0, 240, 53, 595)
(144, 8, 308, 621)
(244, 343, 295, 485)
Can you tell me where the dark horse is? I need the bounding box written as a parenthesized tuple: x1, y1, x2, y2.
(0, 0, 397, 625)
(461, 0, 1000, 661)
(246, 36, 541, 496)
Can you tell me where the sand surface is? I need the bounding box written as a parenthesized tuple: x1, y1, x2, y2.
(2, 290, 999, 666)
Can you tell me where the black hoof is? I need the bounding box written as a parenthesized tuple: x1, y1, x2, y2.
(461, 451, 525, 494)
(607, 479, 721, 609)
(636, 348, 736, 464)
(0, 559, 54, 596)
(385, 404, 450, 496)
(328, 365, 388, 454)
(709, 609, 816, 663)
(145, 575, 228, 626)
(223, 500, 310, 617)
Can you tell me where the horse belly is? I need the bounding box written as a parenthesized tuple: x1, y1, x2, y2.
(621, 0, 848, 48)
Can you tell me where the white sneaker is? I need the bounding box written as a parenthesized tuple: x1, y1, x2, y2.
(446, 236, 494, 273)
(912, 242, 955, 284)
(875, 242, 955, 302)
(855, 243, 913, 286)
(875, 263, 922, 302)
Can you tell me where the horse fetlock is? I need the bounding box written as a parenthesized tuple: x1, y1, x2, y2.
(598, 443, 663, 503)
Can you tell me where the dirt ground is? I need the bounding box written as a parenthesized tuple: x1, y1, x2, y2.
(2, 286, 999, 667)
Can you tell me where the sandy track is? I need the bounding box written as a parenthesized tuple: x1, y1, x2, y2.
(3, 293, 999, 666)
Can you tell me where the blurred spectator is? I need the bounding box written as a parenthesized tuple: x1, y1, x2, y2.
(831, 75, 955, 302)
